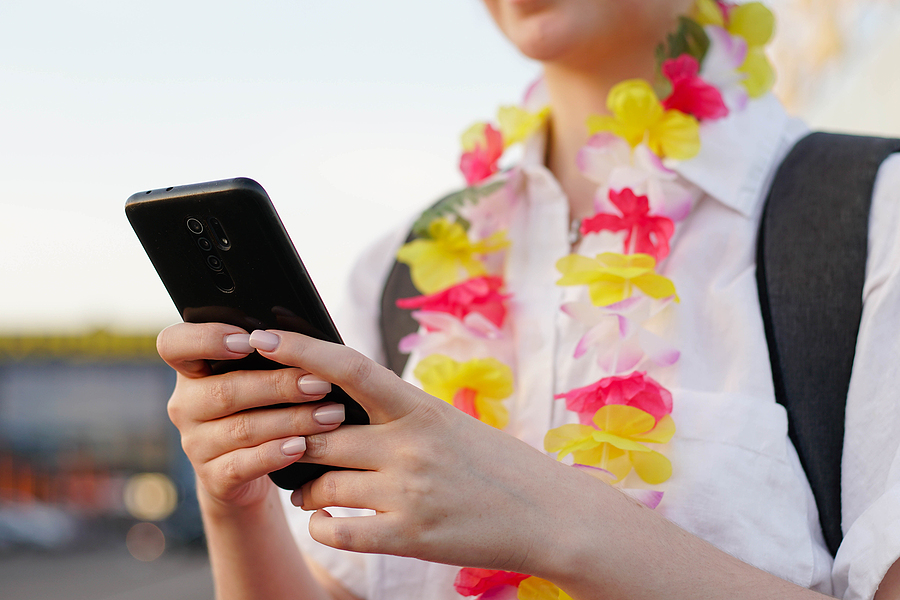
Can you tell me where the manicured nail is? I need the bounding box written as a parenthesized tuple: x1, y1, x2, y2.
(298, 375, 332, 396)
(281, 437, 306, 456)
(313, 403, 345, 425)
(224, 333, 253, 354)
(249, 330, 280, 352)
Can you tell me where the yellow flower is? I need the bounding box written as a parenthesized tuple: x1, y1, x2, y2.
(461, 121, 490, 152)
(556, 252, 678, 307)
(497, 105, 550, 148)
(517, 576, 574, 600)
(414, 354, 513, 429)
(544, 404, 675, 484)
(693, 0, 775, 98)
(586, 80, 700, 160)
(396, 218, 509, 294)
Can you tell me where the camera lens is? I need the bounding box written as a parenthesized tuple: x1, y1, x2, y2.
(197, 237, 212, 251)
(207, 255, 224, 271)
(186, 218, 204, 234)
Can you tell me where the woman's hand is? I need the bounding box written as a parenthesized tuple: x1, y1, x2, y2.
(157, 322, 348, 512)
(245, 328, 600, 580)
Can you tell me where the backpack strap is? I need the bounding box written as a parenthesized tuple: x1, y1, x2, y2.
(757, 131, 900, 557)
(379, 227, 419, 377)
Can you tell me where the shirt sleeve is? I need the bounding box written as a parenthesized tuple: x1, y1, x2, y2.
(281, 222, 413, 600)
(834, 152, 900, 599)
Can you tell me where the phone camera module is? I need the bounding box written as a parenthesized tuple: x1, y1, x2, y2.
(197, 237, 212, 251)
(186, 218, 204, 234)
(208, 217, 231, 250)
(207, 255, 224, 272)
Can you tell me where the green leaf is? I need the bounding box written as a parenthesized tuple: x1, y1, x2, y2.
(657, 16, 710, 66)
(411, 180, 506, 239)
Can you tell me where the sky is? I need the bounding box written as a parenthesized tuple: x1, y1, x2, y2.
(0, 0, 537, 333)
(0, 1, 898, 334)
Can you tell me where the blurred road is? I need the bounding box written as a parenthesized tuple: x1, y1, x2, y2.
(0, 547, 214, 600)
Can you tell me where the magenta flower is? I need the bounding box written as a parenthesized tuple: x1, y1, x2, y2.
(661, 54, 729, 121)
(580, 188, 675, 261)
(454, 568, 528, 598)
(459, 123, 503, 185)
(555, 371, 673, 425)
(396, 275, 509, 329)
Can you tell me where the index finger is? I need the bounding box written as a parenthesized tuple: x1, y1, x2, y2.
(157, 322, 254, 378)
(248, 330, 420, 424)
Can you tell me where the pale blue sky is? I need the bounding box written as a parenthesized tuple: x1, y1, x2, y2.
(0, 1, 537, 331)
(0, 1, 897, 333)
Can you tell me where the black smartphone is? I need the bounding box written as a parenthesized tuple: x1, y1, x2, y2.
(125, 177, 369, 490)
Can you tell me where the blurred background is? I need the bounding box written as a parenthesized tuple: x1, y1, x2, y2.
(1, 0, 898, 598)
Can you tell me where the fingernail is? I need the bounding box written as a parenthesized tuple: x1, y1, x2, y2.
(249, 330, 280, 352)
(224, 333, 253, 354)
(298, 375, 332, 396)
(281, 437, 306, 456)
(290, 488, 303, 507)
(313, 403, 345, 425)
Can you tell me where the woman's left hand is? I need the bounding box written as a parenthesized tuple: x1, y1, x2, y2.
(246, 329, 598, 579)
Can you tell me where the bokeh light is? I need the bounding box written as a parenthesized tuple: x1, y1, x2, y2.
(125, 522, 166, 562)
(123, 472, 178, 521)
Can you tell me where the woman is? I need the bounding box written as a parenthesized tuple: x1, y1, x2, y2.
(158, 1, 900, 598)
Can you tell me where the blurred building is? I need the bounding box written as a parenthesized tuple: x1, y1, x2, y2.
(0, 330, 200, 553)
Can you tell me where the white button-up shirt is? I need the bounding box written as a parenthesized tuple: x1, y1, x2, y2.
(284, 95, 900, 600)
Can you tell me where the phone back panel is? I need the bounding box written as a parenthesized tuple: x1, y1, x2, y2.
(126, 177, 368, 489)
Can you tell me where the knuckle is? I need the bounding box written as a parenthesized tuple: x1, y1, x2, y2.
(205, 376, 236, 415)
(316, 472, 340, 506)
(271, 369, 301, 403)
(227, 413, 254, 445)
(329, 520, 354, 551)
(304, 433, 328, 458)
(219, 453, 242, 490)
(341, 352, 374, 389)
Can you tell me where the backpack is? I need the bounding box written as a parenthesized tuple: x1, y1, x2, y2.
(379, 131, 900, 557)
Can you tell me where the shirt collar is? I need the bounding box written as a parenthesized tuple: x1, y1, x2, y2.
(516, 94, 808, 219)
(671, 94, 808, 218)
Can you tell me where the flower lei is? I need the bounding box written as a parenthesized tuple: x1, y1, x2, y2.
(395, 2, 775, 598)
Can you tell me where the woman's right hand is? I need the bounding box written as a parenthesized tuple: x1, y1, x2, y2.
(157, 322, 347, 512)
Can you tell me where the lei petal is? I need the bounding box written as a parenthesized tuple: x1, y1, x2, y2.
(661, 55, 729, 121)
(556, 253, 677, 307)
(396, 219, 509, 294)
(555, 371, 673, 425)
(414, 355, 513, 429)
(497, 105, 549, 148)
(517, 577, 573, 600)
(460, 123, 504, 185)
(580, 188, 675, 261)
(544, 405, 674, 484)
(586, 80, 700, 161)
(728, 1, 774, 47)
(454, 569, 529, 597)
(397, 275, 509, 328)
(738, 47, 776, 98)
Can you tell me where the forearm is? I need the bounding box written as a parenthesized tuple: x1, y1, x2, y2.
(541, 472, 829, 600)
(199, 482, 333, 600)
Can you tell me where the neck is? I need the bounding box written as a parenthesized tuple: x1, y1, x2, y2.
(540, 37, 664, 221)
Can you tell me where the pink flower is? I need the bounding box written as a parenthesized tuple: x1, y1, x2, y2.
(700, 25, 749, 112)
(580, 188, 675, 261)
(396, 275, 508, 329)
(661, 55, 728, 121)
(454, 568, 528, 598)
(459, 124, 503, 185)
(555, 371, 673, 425)
(577, 134, 698, 222)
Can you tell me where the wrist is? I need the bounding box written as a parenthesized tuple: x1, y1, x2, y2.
(197, 478, 280, 523)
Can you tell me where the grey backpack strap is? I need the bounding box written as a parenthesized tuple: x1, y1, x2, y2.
(379, 228, 419, 376)
(757, 131, 900, 557)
